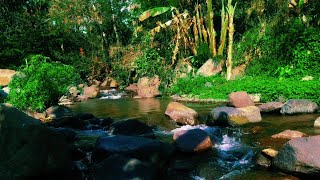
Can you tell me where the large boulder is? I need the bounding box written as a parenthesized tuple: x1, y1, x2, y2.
(280, 99, 319, 114)
(273, 135, 320, 177)
(258, 102, 284, 113)
(196, 59, 222, 77)
(136, 76, 161, 98)
(94, 135, 174, 165)
(0, 103, 71, 178)
(228, 91, 255, 108)
(173, 129, 213, 153)
(165, 102, 198, 125)
(271, 130, 306, 140)
(92, 154, 157, 180)
(108, 119, 155, 138)
(208, 106, 261, 126)
(0, 69, 16, 86)
(83, 85, 100, 99)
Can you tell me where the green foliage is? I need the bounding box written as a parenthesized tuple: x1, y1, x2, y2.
(7, 54, 81, 111)
(135, 47, 173, 89)
(169, 75, 320, 104)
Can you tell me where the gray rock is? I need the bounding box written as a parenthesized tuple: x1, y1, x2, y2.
(273, 135, 320, 177)
(280, 99, 318, 114)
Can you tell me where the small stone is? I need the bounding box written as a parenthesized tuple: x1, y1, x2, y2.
(262, 148, 278, 158)
(314, 117, 320, 128)
(271, 130, 306, 139)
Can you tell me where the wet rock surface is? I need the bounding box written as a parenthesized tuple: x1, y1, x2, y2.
(273, 135, 320, 177)
(173, 128, 213, 153)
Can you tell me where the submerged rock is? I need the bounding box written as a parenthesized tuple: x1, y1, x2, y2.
(228, 91, 255, 108)
(108, 119, 155, 138)
(92, 154, 157, 180)
(273, 135, 320, 177)
(165, 102, 198, 125)
(271, 130, 306, 140)
(0, 103, 71, 178)
(280, 99, 318, 114)
(173, 129, 213, 153)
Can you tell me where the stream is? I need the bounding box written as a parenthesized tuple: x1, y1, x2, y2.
(70, 97, 320, 179)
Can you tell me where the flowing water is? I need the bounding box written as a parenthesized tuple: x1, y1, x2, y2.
(70, 97, 320, 179)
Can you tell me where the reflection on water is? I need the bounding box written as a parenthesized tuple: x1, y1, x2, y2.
(70, 98, 320, 179)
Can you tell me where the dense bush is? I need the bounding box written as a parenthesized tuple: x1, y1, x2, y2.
(7, 54, 81, 111)
(169, 75, 320, 104)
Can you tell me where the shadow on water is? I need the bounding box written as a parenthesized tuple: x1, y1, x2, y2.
(70, 98, 320, 179)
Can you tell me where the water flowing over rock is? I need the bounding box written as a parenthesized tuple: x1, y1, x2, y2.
(0, 69, 16, 86)
(228, 92, 255, 108)
(92, 154, 157, 180)
(108, 119, 155, 138)
(94, 135, 174, 165)
(271, 130, 306, 139)
(0, 103, 71, 178)
(196, 59, 222, 77)
(165, 102, 198, 125)
(173, 129, 213, 153)
(273, 135, 320, 177)
(280, 99, 319, 114)
(208, 106, 261, 126)
(259, 102, 284, 113)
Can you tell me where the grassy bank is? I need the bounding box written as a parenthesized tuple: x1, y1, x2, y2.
(169, 76, 320, 104)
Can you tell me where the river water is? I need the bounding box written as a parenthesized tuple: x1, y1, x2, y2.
(70, 97, 320, 179)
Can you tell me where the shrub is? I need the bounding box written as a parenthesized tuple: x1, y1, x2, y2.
(169, 75, 320, 104)
(7, 54, 81, 111)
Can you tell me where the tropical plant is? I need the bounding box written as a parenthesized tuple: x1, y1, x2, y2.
(7, 54, 81, 111)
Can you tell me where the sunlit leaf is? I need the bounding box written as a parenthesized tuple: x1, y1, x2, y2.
(139, 7, 171, 22)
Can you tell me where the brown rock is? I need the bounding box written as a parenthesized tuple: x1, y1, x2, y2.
(137, 76, 161, 98)
(165, 102, 198, 125)
(228, 91, 255, 108)
(173, 129, 213, 153)
(45, 105, 74, 120)
(271, 130, 306, 139)
(238, 106, 262, 123)
(209, 106, 261, 126)
(110, 79, 119, 88)
(126, 84, 138, 92)
(196, 59, 222, 77)
(0, 69, 16, 86)
(258, 102, 284, 113)
(83, 85, 100, 99)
